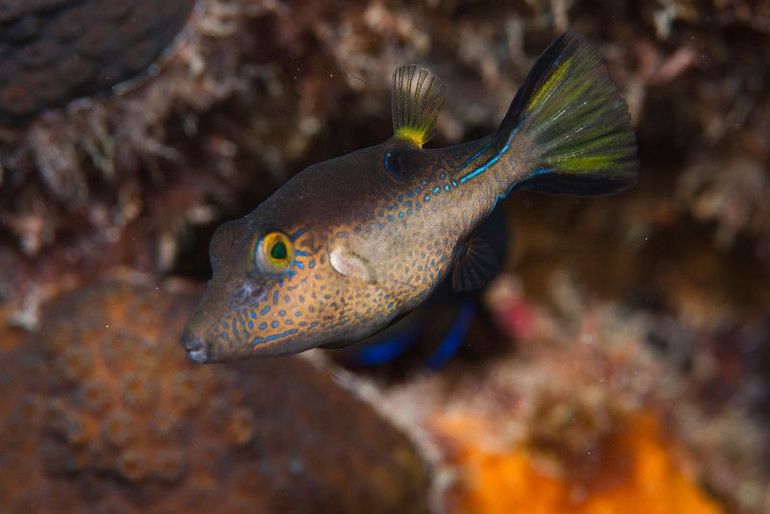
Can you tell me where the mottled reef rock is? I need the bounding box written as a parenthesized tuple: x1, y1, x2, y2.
(0, 0, 197, 125)
(0, 275, 431, 514)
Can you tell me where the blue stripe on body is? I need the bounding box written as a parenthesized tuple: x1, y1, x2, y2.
(460, 143, 490, 169)
(460, 141, 511, 184)
(459, 129, 518, 184)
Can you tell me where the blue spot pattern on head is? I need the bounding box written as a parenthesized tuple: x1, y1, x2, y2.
(223, 227, 321, 347)
(251, 328, 300, 346)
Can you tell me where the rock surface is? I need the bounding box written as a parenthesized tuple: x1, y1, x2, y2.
(0, 275, 431, 514)
(0, 0, 198, 125)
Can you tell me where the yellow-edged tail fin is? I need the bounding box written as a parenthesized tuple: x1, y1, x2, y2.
(504, 33, 638, 195)
(391, 64, 447, 148)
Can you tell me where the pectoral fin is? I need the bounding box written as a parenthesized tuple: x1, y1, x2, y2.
(452, 234, 500, 292)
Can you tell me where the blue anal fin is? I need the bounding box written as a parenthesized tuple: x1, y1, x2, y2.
(425, 300, 477, 370)
(351, 328, 418, 366)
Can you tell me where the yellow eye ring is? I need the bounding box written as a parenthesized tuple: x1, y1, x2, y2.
(254, 231, 294, 273)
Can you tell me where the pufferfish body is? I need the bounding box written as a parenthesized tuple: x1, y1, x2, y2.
(182, 33, 638, 363)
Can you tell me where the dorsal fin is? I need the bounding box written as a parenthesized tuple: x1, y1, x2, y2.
(391, 64, 447, 148)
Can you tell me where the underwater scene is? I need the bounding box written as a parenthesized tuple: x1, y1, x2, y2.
(0, 1, 768, 513)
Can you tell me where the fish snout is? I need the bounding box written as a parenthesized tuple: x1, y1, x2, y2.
(181, 331, 210, 364)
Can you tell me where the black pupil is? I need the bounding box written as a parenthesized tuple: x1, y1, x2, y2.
(270, 240, 287, 260)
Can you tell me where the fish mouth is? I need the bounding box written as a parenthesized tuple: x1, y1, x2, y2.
(181, 333, 211, 364)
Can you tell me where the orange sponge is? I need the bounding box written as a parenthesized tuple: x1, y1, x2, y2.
(436, 413, 722, 514)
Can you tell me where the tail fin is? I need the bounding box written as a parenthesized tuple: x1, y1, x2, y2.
(502, 33, 637, 195)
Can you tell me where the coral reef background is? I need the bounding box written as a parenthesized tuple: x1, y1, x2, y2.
(0, 1, 768, 513)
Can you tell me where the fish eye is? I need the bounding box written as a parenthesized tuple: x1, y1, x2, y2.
(253, 231, 294, 274)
